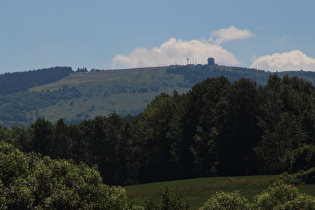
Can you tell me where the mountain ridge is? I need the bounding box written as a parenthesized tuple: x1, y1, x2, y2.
(1, 63, 315, 127)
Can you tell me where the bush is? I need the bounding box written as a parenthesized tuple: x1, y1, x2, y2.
(295, 167, 315, 184)
(281, 168, 315, 185)
(253, 180, 315, 209)
(144, 186, 189, 210)
(201, 181, 315, 209)
(279, 194, 315, 209)
(200, 191, 250, 210)
(290, 144, 315, 173)
(280, 171, 303, 185)
(0, 141, 128, 209)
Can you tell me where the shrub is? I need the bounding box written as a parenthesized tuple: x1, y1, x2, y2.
(201, 181, 315, 209)
(295, 167, 315, 184)
(144, 186, 189, 210)
(0, 141, 128, 209)
(280, 171, 303, 185)
(253, 180, 314, 209)
(290, 144, 315, 173)
(279, 194, 315, 209)
(254, 181, 299, 209)
(200, 191, 250, 210)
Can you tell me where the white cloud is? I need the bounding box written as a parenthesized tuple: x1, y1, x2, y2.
(251, 50, 315, 72)
(112, 26, 254, 69)
(112, 38, 240, 68)
(211, 26, 253, 45)
(113, 40, 239, 69)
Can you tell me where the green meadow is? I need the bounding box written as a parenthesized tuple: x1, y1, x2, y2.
(125, 175, 315, 209)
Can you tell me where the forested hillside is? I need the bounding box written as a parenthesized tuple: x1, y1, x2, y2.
(2, 63, 315, 128)
(0, 66, 190, 127)
(0, 67, 73, 95)
(0, 86, 81, 125)
(2, 74, 315, 186)
(166, 63, 315, 86)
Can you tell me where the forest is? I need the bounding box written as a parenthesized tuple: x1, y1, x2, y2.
(1, 74, 315, 187)
(0, 86, 81, 123)
(0, 67, 73, 95)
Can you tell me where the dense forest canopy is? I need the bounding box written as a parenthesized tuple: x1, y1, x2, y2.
(1, 74, 315, 186)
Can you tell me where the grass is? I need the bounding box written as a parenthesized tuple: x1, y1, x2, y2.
(124, 175, 315, 209)
(297, 184, 315, 196)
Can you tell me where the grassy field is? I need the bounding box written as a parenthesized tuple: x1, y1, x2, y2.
(124, 175, 315, 209)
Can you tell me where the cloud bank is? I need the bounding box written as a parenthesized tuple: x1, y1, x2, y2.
(251, 50, 315, 72)
(211, 26, 253, 45)
(112, 38, 239, 68)
(112, 26, 252, 68)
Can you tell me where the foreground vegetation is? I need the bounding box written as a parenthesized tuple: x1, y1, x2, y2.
(126, 175, 315, 209)
(199, 181, 315, 210)
(0, 141, 127, 209)
(125, 175, 279, 208)
(1, 141, 314, 209)
(1, 70, 315, 208)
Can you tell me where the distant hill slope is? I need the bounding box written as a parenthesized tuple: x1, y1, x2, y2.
(167, 64, 315, 86)
(1, 64, 315, 127)
(0, 67, 73, 95)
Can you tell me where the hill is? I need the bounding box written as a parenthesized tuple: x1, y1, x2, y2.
(0, 66, 73, 95)
(1, 63, 315, 127)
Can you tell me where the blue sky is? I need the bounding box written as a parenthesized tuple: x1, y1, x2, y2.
(1, 0, 315, 73)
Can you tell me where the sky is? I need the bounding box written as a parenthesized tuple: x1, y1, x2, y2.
(1, 0, 315, 74)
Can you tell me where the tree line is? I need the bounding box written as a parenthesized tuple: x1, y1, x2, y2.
(1, 74, 315, 186)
